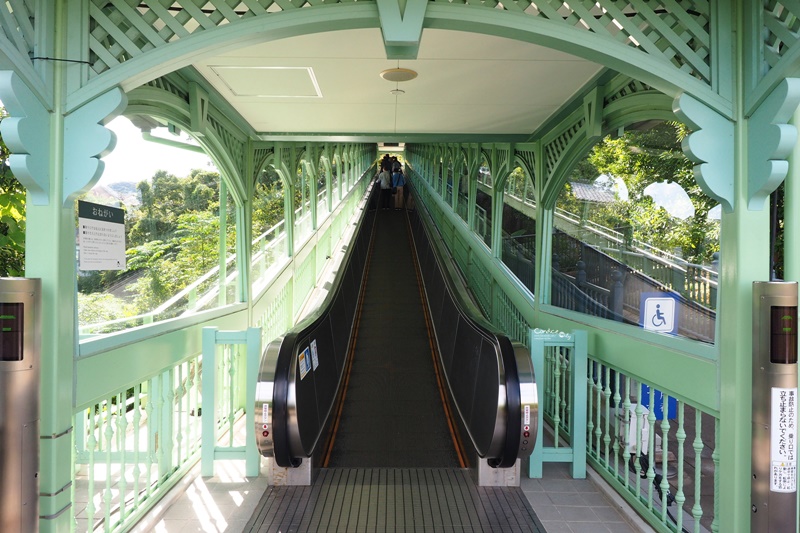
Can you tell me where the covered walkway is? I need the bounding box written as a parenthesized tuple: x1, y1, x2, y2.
(1, 3, 800, 533)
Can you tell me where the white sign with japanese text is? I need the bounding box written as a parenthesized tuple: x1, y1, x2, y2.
(771, 387, 798, 492)
(78, 201, 126, 271)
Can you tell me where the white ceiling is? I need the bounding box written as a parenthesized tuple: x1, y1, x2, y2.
(193, 28, 604, 139)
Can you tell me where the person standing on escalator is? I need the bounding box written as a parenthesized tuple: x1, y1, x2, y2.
(392, 165, 406, 209)
(379, 165, 392, 209)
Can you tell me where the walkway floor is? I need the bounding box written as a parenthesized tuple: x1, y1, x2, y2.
(133, 456, 654, 533)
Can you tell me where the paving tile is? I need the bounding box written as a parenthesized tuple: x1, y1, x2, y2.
(541, 479, 581, 493)
(556, 505, 599, 522)
(601, 521, 637, 533)
(591, 505, 628, 523)
(580, 492, 613, 506)
(538, 521, 574, 533)
(547, 492, 586, 506)
(533, 504, 564, 521)
(569, 522, 611, 533)
(163, 503, 203, 520)
(571, 480, 599, 493)
(526, 491, 555, 506)
(520, 477, 546, 492)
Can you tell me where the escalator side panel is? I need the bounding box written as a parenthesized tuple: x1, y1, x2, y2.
(426, 273, 443, 334)
(296, 321, 338, 456)
(294, 335, 322, 455)
(437, 291, 459, 375)
(328, 291, 350, 375)
(447, 320, 481, 444)
(471, 339, 504, 455)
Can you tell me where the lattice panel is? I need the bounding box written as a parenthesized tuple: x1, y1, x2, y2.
(442, 0, 713, 85)
(763, 2, 800, 72)
(207, 114, 247, 180)
(544, 118, 584, 177)
(253, 147, 274, 182)
(516, 148, 537, 183)
(87, 0, 326, 76)
(145, 76, 189, 100)
(604, 79, 655, 106)
(0, 0, 35, 64)
(87, 1, 712, 86)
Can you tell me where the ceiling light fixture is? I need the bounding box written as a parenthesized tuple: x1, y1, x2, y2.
(380, 68, 418, 82)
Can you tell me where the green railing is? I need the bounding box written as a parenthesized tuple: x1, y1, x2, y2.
(407, 164, 719, 533)
(74, 354, 206, 532)
(71, 166, 374, 533)
(485, 178, 719, 311)
(586, 359, 718, 533)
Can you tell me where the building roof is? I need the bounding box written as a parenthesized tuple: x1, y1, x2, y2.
(569, 181, 616, 203)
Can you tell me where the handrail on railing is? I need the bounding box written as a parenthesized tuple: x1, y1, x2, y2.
(502, 187, 719, 280)
(79, 217, 290, 335)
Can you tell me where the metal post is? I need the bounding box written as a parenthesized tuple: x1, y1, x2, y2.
(751, 281, 798, 532)
(0, 279, 41, 533)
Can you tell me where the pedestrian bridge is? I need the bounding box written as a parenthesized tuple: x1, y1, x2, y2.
(1, 3, 799, 533)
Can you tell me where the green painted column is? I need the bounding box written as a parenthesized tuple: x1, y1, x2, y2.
(26, 200, 78, 533)
(716, 196, 770, 532)
(491, 178, 505, 260)
(713, 107, 771, 532)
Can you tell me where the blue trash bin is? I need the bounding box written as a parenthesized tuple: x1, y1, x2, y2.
(641, 384, 677, 420)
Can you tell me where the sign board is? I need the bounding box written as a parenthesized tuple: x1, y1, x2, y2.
(299, 347, 311, 380)
(78, 200, 126, 271)
(639, 292, 678, 335)
(771, 387, 798, 493)
(310, 339, 319, 370)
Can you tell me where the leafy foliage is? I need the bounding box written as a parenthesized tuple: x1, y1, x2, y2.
(0, 107, 25, 276)
(560, 121, 720, 264)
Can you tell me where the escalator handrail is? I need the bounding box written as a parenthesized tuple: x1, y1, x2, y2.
(263, 178, 380, 467)
(406, 177, 524, 468)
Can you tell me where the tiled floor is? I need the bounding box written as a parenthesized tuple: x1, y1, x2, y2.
(520, 462, 654, 533)
(132, 458, 653, 533)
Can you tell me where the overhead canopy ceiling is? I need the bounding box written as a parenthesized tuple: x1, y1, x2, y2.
(192, 28, 604, 142)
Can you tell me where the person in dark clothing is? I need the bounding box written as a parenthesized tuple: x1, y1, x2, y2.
(392, 166, 406, 209)
(379, 167, 392, 209)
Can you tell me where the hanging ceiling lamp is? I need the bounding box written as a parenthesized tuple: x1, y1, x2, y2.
(380, 68, 418, 83)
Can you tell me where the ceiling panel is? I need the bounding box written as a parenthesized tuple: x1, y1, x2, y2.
(193, 27, 603, 138)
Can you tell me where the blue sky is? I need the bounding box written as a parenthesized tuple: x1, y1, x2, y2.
(100, 117, 215, 184)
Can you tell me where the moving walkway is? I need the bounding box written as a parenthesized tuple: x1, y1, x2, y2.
(249, 184, 541, 531)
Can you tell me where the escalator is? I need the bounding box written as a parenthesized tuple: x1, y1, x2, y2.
(248, 183, 542, 532)
(255, 182, 536, 470)
(324, 208, 461, 468)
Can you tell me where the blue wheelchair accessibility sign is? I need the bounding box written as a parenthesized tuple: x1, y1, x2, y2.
(640, 292, 678, 335)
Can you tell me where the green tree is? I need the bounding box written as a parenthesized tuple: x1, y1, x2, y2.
(0, 107, 25, 276)
(252, 166, 287, 234)
(562, 121, 720, 264)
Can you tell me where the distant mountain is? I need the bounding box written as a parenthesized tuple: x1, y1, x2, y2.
(87, 181, 141, 207)
(107, 181, 140, 197)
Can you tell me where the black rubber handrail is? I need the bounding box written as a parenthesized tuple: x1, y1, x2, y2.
(407, 180, 524, 468)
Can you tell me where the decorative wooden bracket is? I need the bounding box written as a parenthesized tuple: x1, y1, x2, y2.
(673, 92, 734, 213)
(63, 87, 127, 204)
(0, 71, 52, 205)
(746, 78, 800, 211)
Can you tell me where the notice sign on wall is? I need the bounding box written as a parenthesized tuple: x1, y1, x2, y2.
(771, 387, 798, 493)
(78, 200, 126, 271)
